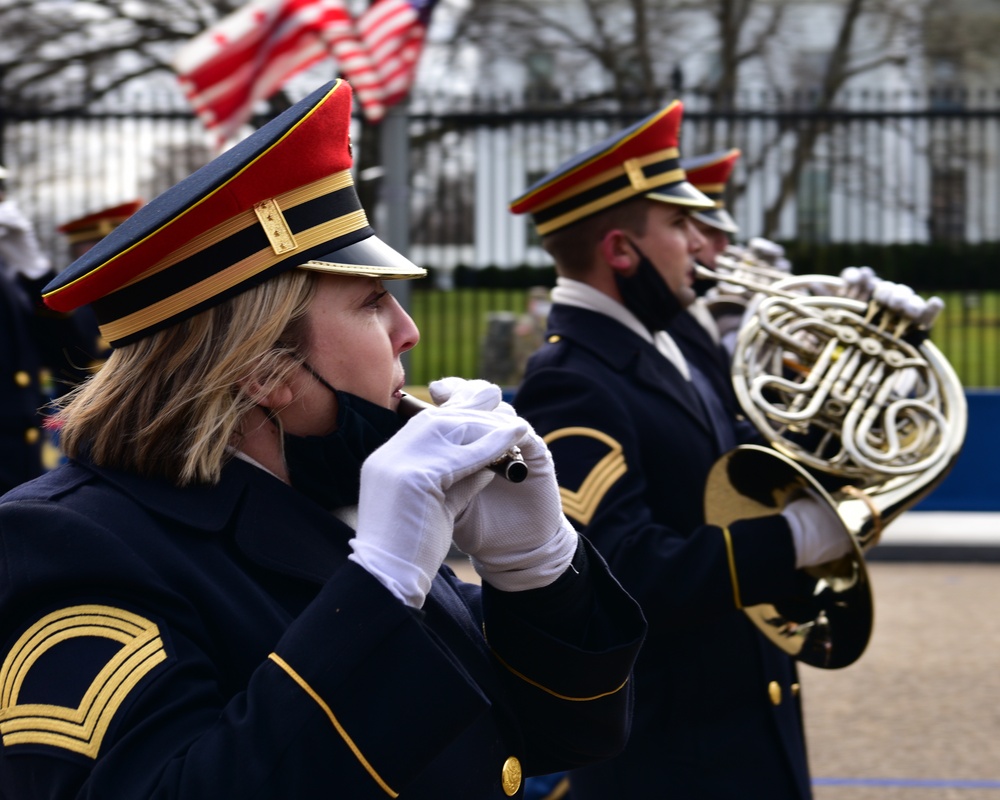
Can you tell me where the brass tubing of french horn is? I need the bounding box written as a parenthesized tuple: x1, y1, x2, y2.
(694, 264, 800, 299)
(396, 393, 529, 483)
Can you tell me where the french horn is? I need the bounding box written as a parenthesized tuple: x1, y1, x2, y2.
(697, 259, 968, 669)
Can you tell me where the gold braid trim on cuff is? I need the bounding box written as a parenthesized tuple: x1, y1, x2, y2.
(268, 653, 398, 798)
(484, 625, 629, 701)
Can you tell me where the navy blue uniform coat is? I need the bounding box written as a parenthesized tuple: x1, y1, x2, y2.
(515, 303, 818, 800)
(669, 307, 739, 417)
(0, 271, 105, 493)
(0, 273, 45, 492)
(0, 455, 645, 798)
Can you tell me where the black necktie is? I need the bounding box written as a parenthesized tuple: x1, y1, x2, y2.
(687, 361, 737, 455)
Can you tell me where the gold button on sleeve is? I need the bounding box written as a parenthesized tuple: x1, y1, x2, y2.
(792, 682, 801, 697)
(768, 680, 782, 706)
(547, 334, 561, 343)
(14, 370, 31, 388)
(501, 756, 522, 797)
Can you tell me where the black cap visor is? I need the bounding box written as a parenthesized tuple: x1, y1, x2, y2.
(299, 234, 426, 280)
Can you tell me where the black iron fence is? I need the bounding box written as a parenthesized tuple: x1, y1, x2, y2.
(2, 87, 999, 386)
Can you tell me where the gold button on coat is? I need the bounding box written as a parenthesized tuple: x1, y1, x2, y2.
(791, 683, 801, 697)
(14, 370, 31, 387)
(768, 681, 782, 705)
(24, 427, 40, 444)
(501, 756, 522, 796)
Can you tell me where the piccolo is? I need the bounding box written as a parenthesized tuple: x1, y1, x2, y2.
(397, 392, 529, 483)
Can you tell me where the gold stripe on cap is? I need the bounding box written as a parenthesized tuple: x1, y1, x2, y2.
(45, 81, 347, 306)
(99, 209, 369, 342)
(64, 219, 126, 245)
(118, 171, 355, 291)
(696, 182, 726, 194)
(624, 156, 681, 192)
(535, 167, 685, 237)
(531, 147, 680, 215)
(253, 198, 298, 255)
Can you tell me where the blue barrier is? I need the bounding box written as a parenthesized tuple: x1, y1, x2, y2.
(916, 390, 1000, 512)
(502, 388, 998, 512)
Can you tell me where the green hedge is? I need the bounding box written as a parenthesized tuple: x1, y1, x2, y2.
(416, 243, 1000, 292)
(777, 242, 1000, 291)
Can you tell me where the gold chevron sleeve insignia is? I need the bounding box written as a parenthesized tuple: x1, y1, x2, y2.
(0, 605, 168, 758)
(543, 427, 627, 526)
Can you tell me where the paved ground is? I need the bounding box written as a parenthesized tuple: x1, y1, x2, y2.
(448, 512, 1000, 798)
(805, 558, 1000, 799)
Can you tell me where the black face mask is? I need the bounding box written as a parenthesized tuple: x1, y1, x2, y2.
(613, 241, 686, 333)
(282, 365, 404, 510)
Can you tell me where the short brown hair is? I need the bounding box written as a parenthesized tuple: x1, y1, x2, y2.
(541, 197, 652, 278)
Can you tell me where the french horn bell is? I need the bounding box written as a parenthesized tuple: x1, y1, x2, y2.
(699, 261, 968, 669)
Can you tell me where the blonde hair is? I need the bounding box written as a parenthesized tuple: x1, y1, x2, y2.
(56, 270, 317, 485)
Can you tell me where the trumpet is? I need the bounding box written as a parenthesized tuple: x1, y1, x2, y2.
(397, 392, 529, 483)
(697, 264, 966, 668)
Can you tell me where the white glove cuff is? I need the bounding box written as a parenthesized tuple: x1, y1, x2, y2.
(348, 542, 433, 609)
(473, 516, 579, 592)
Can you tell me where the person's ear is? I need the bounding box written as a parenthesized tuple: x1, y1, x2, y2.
(239, 372, 295, 412)
(600, 229, 637, 274)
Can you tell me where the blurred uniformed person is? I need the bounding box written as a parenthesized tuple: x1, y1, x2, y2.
(683, 148, 742, 271)
(0, 266, 47, 493)
(511, 104, 851, 799)
(59, 199, 144, 261)
(53, 200, 144, 381)
(0, 81, 645, 798)
(670, 148, 743, 413)
(0, 165, 87, 490)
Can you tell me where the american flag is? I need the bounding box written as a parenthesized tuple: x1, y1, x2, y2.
(173, 0, 438, 143)
(356, 0, 439, 110)
(173, 0, 375, 145)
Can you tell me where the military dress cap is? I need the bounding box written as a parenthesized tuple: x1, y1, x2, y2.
(509, 101, 713, 237)
(57, 200, 144, 246)
(42, 79, 424, 347)
(680, 148, 741, 234)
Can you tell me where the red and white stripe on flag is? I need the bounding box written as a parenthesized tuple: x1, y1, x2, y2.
(173, 0, 357, 145)
(356, 0, 432, 111)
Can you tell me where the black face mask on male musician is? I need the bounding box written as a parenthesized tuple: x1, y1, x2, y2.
(613, 241, 686, 333)
(281, 364, 403, 510)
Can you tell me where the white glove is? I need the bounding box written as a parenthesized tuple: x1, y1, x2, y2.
(748, 236, 785, 263)
(430, 377, 578, 592)
(839, 265, 878, 300)
(0, 199, 50, 279)
(350, 390, 529, 608)
(782, 490, 854, 569)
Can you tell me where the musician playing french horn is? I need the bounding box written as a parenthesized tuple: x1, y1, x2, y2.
(669, 148, 760, 418)
(512, 106, 858, 800)
(0, 81, 647, 799)
(514, 101, 966, 799)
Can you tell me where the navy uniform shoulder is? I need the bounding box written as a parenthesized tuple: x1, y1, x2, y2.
(524, 330, 578, 372)
(1, 460, 94, 504)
